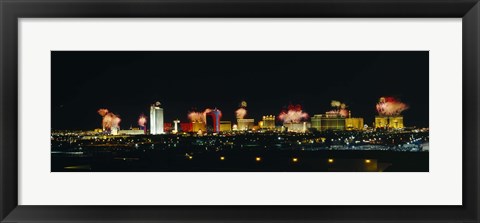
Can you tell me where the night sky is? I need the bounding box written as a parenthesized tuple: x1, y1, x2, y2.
(52, 51, 429, 130)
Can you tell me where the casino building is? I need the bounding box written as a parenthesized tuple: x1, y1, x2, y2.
(237, 118, 255, 131)
(206, 109, 222, 133)
(220, 121, 232, 132)
(311, 111, 364, 131)
(149, 101, 164, 134)
(345, 117, 364, 130)
(375, 116, 404, 130)
(261, 115, 276, 129)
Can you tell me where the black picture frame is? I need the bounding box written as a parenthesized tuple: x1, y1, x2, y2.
(1, 0, 479, 222)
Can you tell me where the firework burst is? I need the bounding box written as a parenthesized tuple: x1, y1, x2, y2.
(278, 104, 309, 123)
(97, 108, 121, 130)
(138, 114, 147, 127)
(329, 100, 349, 118)
(376, 97, 409, 116)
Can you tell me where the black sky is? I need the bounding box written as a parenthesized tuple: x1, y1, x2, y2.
(52, 51, 429, 130)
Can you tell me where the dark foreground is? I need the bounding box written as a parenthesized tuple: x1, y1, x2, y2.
(52, 150, 428, 172)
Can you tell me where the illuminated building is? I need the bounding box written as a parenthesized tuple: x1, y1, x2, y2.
(345, 118, 364, 130)
(375, 116, 404, 130)
(180, 123, 193, 132)
(322, 118, 345, 130)
(220, 121, 232, 132)
(311, 115, 322, 130)
(192, 121, 206, 133)
(237, 119, 254, 130)
(311, 114, 345, 131)
(262, 115, 275, 129)
(312, 110, 364, 131)
(111, 127, 119, 135)
(388, 116, 404, 129)
(375, 116, 388, 129)
(149, 102, 164, 134)
(283, 122, 310, 133)
(118, 129, 144, 135)
(173, 120, 180, 134)
(325, 111, 339, 118)
(164, 123, 172, 132)
(206, 109, 222, 133)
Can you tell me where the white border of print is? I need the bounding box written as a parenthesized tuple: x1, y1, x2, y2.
(18, 18, 461, 205)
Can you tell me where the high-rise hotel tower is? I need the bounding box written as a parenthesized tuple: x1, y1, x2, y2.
(150, 101, 164, 134)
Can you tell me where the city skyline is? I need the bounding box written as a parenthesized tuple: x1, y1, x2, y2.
(52, 51, 428, 130)
(51, 51, 429, 172)
(90, 97, 411, 134)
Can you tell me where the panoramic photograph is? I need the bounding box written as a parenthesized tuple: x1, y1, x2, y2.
(51, 51, 429, 172)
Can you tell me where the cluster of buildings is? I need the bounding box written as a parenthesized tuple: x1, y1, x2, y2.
(111, 101, 405, 136)
(95, 101, 407, 135)
(374, 116, 404, 129)
(311, 111, 364, 131)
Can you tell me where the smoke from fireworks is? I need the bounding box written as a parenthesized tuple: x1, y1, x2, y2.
(376, 97, 409, 116)
(236, 108, 247, 119)
(331, 100, 341, 107)
(329, 100, 349, 118)
(97, 108, 121, 130)
(188, 111, 205, 122)
(278, 104, 309, 123)
(236, 101, 248, 119)
(188, 108, 217, 122)
(240, 101, 247, 107)
(138, 114, 147, 127)
(97, 108, 109, 117)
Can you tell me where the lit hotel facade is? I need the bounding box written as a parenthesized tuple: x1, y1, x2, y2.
(375, 116, 404, 130)
(150, 102, 164, 134)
